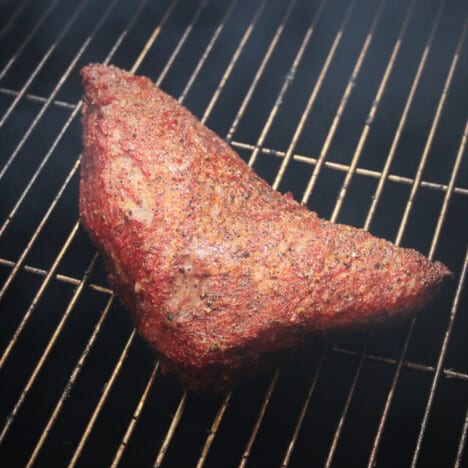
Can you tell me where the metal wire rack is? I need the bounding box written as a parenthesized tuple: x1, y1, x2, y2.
(0, 0, 467, 466)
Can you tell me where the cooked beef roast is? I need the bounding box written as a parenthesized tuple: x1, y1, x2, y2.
(79, 64, 450, 391)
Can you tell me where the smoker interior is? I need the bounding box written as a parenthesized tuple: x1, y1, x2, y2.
(0, 0, 467, 466)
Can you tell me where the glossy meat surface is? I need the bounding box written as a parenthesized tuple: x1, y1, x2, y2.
(80, 64, 450, 391)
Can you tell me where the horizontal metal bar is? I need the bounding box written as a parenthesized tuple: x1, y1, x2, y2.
(0, 256, 112, 294)
(0, 86, 76, 110)
(230, 141, 468, 196)
(332, 346, 468, 382)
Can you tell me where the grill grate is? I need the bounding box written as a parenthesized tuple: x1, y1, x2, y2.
(0, 0, 467, 467)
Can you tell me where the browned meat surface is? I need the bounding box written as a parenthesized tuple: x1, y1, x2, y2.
(80, 64, 450, 391)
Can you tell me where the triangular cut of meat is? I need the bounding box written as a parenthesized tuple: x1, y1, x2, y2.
(80, 64, 450, 392)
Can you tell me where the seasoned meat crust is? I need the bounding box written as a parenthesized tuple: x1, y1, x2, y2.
(80, 64, 450, 391)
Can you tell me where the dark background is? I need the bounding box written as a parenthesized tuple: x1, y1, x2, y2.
(0, 0, 467, 466)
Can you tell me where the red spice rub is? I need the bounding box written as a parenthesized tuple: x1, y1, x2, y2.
(80, 64, 450, 391)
